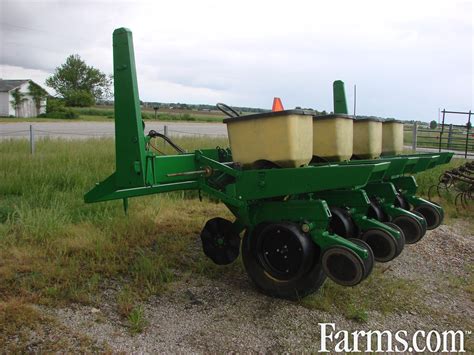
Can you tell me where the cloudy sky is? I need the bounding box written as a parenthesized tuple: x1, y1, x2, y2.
(0, 0, 472, 123)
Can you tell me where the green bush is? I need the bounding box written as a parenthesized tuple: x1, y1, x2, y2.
(40, 110, 78, 119)
(70, 107, 114, 117)
(64, 90, 95, 107)
(46, 98, 66, 113)
(42, 98, 79, 119)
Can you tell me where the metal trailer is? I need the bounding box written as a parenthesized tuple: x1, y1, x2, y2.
(85, 28, 452, 300)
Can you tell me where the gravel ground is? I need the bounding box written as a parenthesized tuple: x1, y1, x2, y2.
(26, 222, 472, 352)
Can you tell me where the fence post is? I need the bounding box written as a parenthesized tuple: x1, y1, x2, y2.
(412, 122, 417, 151)
(163, 125, 168, 147)
(465, 110, 471, 159)
(439, 109, 446, 152)
(29, 124, 35, 155)
(447, 124, 453, 149)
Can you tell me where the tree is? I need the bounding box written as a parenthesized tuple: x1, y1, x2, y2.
(46, 54, 112, 107)
(430, 120, 438, 129)
(28, 81, 48, 116)
(10, 88, 27, 117)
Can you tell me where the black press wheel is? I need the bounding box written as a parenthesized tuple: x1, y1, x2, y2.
(413, 204, 443, 230)
(321, 245, 366, 287)
(360, 228, 398, 263)
(384, 222, 406, 257)
(241, 222, 326, 300)
(200, 217, 240, 265)
(430, 201, 445, 222)
(329, 207, 357, 238)
(392, 214, 425, 244)
(348, 238, 374, 278)
(411, 210, 428, 235)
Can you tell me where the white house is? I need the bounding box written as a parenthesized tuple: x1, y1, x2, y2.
(0, 79, 47, 117)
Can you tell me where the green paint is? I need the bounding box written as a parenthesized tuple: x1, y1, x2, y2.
(333, 80, 349, 114)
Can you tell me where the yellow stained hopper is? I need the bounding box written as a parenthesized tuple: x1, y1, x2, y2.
(223, 108, 313, 168)
(353, 118, 383, 159)
(313, 114, 353, 161)
(382, 119, 404, 156)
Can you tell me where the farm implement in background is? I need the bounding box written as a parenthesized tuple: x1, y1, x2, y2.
(429, 161, 474, 209)
(85, 28, 453, 300)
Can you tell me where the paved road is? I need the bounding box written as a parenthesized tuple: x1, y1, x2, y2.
(0, 120, 228, 140)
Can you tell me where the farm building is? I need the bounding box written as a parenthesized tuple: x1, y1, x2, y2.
(0, 79, 47, 117)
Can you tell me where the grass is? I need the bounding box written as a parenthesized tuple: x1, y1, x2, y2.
(0, 297, 101, 351)
(445, 265, 474, 297)
(0, 137, 236, 335)
(413, 158, 473, 224)
(128, 305, 147, 334)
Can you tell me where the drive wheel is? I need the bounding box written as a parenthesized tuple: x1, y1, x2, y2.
(242, 222, 326, 300)
(413, 204, 443, 230)
(392, 214, 424, 244)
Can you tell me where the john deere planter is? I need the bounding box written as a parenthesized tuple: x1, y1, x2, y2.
(85, 28, 453, 300)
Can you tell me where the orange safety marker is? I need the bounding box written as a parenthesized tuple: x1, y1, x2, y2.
(272, 97, 284, 112)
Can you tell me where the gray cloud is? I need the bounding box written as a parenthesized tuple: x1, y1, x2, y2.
(0, 0, 472, 123)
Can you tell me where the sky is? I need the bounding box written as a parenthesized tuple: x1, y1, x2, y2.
(0, 0, 472, 123)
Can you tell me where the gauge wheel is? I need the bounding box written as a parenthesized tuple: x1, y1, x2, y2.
(394, 194, 410, 210)
(329, 207, 357, 238)
(367, 199, 388, 222)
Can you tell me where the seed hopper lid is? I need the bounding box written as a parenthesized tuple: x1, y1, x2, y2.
(223, 109, 311, 123)
(353, 117, 383, 123)
(313, 113, 354, 120)
(382, 118, 404, 124)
